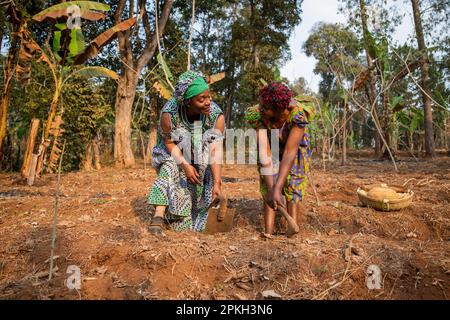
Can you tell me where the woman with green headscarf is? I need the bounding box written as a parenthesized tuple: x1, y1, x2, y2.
(148, 71, 225, 233)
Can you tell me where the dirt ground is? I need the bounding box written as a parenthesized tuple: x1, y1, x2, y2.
(0, 150, 449, 300)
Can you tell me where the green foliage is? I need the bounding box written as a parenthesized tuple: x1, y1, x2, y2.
(176, 0, 304, 125)
(68, 28, 86, 60)
(304, 22, 362, 104)
(3, 0, 449, 173)
(5, 61, 113, 171)
(61, 76, 113, 171)
(156, 53, 174, 84)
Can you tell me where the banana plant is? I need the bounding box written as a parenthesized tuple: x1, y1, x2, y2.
(397, 108, 424, 153)
(17, 1, 135, 178)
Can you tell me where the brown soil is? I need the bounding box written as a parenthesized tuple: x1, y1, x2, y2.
(0, 150, 449, 300)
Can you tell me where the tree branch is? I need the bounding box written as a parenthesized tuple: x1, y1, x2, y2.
(115, 0, 130, 71)
(136, 0, 174, 72)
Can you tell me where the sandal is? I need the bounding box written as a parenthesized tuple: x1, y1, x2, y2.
(148, 216, 165, 234)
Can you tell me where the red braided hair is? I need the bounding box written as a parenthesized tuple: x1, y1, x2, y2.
(259, 82, 293, 110)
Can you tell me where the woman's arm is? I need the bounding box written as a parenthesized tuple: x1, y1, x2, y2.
(161, 113, 201, 184)
(257, 128, 275, 193)
(210, 115, 225, 201)
(272, 126, 305, 208)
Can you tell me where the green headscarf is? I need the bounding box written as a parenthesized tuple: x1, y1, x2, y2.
(184, 76, 209, 101)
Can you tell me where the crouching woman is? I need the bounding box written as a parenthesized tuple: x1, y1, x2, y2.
(148, 71, 225, 233)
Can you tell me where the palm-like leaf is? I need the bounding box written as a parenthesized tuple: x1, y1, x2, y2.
(73, 18, 136, 65)
(207, 72, 225, 85)
(153, 80, 173, 100)
(157, 53, 174, 84)
(72, 66, 119, 81)
(32, 1, 110, 23)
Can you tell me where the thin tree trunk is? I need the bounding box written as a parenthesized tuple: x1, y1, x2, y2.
(446, 116, 450, 156)
(409, 131, 414, 155)
(411, 0, 435, 157)
(0, 29, 20, 158)
(225, 85, 234, 128)
(381, 89, 393, 158)
(34, 87, 61, 176)
(93, 136, 101, 170)
(341, 102, 347, 166)
(47, 115, 64, 173)
(0, 28, 4, 55)
(359, 0, 382, 157)
(44, 78, 62, 142)
(358, 108, 365, 146)
(82, 142, 93, 171)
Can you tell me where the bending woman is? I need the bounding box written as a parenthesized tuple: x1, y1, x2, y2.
(246, 82, 312, 236)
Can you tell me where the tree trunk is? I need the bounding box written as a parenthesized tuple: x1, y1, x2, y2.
(113, 0, 174, 168)
(21, 119, 40, 177)
(359, 0, 382, 157)
(46, 115, 64, 173)
(409, 132, 414, 155)
(225, 85, 234, 128)
(411, 0, 435, 157)
(446, 116, 450, 156)
(0, 29, 20, 158)
(93, 136, 101, 170)
(381, 89, 393, 158)
(0, 28, 3, 55)
(358, 108, 365, 146)
(82, 142, 93, 171)
(341, 102, 347, 166)
(114, 71, 138, 168)
(32, 87, 61, 177)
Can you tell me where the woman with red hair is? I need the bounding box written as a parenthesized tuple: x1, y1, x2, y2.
(246, 82, 312, 237)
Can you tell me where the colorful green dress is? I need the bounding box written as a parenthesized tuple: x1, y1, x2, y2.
(245, 101, 312, 203)
(148, 71, 223, 231)
(148, 72, 223, 232)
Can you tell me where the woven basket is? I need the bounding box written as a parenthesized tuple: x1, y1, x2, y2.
(357, 183, 413, 212)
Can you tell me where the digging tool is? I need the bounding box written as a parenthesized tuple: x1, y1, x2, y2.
(276, 205, 299, 236)
(265, 199, 300, 236)
(204, 197, 236, 235)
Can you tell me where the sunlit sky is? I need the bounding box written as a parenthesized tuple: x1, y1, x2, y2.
(280, 0, 416, 93)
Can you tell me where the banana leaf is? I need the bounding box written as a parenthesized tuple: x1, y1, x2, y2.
(33, 1, 110, 23)
(73, 17, 136, 65)
(73, 66, 119, 80)
(157, 53, 174, 84)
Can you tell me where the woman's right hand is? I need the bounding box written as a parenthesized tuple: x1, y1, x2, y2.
(182, 164, 201, 185)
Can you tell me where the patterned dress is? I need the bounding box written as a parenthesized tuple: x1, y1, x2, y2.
(148, 98, 223, 232)
(245, 101, 312, 203)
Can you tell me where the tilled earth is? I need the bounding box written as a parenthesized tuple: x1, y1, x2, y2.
(0, 152, 449, 300)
